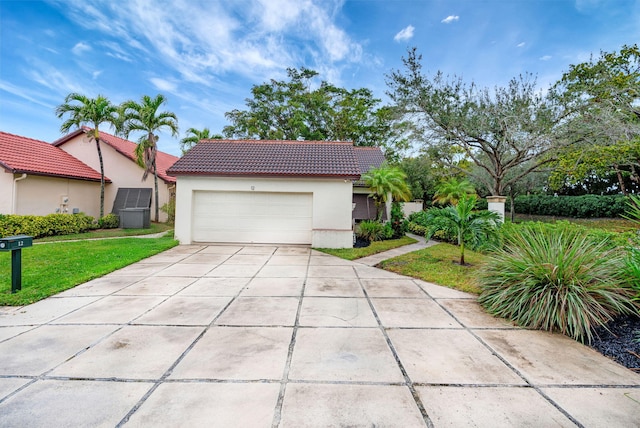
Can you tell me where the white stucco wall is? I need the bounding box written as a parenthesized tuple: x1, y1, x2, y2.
(58, 134, 172, 221)
(6, 173, 102, 217)
(174, 175, 354, 248)
(0, 170, 14, 214)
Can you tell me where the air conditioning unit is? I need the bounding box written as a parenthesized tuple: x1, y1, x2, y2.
(61, 195, 69, 204)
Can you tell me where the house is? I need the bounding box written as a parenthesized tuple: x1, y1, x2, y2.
(353, 146, 386, 221)
(168, 140, 363, 248)
(53, 129, 179, 222)
(0, 131, 108, 217)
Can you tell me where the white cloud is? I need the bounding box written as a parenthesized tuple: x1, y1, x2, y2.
(71, 41, 91, 55)
(150, 78, 178, 93)
(539, 55, 552, 61)
(92, 70, 102, 79)
(441, 15, 459, 24)
(517, 42, 526, 48)
(394, 25, 415, 42)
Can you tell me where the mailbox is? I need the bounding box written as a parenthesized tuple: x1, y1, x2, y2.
(0, 235, 33, 293)
(0, 235, 33, 251)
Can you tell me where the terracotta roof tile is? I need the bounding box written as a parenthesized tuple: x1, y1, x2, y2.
(0, 131, 108, 182)
(167, 140, 362, 179)
(54, 128, 179, 184)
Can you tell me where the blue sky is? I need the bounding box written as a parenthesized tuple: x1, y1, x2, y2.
(1, 0, 638, 156)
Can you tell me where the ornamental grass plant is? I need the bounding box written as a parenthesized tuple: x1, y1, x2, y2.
(478, 222, 638, 343)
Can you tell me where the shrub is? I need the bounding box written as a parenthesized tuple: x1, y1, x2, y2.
(513, 194, 627, 218)
(161, 198, 176, 224)
(408, 222, 427, 236)
(98, 214, 120, 229)
(479, 222, 638, 343)
(356, 220, 387, 242)
(0, 213, 95, 238)
(389, 201, 408, 238)
(624, 248, 640, 302)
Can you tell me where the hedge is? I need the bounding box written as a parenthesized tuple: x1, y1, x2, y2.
(513, 194, 628, 218)
(0, 213, 96, 238)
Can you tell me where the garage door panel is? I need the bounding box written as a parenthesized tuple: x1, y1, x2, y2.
(192, 191, 313, 244)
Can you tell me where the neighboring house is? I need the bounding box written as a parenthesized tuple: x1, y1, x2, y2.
(53, 129, 179, 222)
(168, 140, 362, 248)
(0, 131, 108, 217)
(353, 146, 386, 221)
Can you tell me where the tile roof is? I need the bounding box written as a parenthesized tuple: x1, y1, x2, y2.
(54, 128, 179, 184)
(354, 146, 386, 173)
(0, 131, 108, 182)
(167, 140, 362, 179)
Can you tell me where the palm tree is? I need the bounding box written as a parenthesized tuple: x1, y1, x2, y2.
(180, 127, 222, 154)
(362, 165, 412, 220)
(120, 94, 178, 222)
(56, 93, 119, 219)
(433, 177, 476, 206)
(424, 194, 501, 265)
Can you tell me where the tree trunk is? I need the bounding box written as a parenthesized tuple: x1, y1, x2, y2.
(95, 137, 105, 219)
(614, 164, 628, 195)
(153, 159, 159, 222)
(460, 240, 465, 265)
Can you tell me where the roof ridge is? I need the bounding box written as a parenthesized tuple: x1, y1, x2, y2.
(201, 139, 354, 145)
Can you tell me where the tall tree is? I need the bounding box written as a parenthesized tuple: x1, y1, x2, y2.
(180, 127, 222, 154)
(223, 67, 404, 155)
(362, 165, 412, 220)
(121, 94, 178, 222)
(550, 44, 640, 194)
(387, 48, 562, 196)
(56, 93, 119, 219)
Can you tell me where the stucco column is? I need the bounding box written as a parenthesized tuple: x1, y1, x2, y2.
(486, 196, 507, 222)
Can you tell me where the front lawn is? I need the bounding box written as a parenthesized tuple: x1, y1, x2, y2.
(0, 235, 178, 305)
(315, 236, 417, 260)
(379, 243, 487, 294)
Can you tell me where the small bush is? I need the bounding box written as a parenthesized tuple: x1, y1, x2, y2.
(389, 201, 408, 238)
(408, 222, 427, 236)
(161, 198, 176, 224)
(98, 214, 120, 229)
(356, 220, 387, 242)
(479, 222, 638, 343)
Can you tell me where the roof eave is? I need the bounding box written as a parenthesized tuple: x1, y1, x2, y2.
(167, 171, 361, 180)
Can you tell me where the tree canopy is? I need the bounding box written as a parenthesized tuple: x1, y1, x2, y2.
(387, 48, 562, 196)
(550, 44, 640, 194)
(223, 67, 404, 156)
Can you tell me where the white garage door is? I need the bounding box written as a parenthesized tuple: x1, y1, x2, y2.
(192, 191, 313, 244)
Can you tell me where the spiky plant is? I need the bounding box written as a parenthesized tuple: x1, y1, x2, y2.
(479, 223, 638, 343)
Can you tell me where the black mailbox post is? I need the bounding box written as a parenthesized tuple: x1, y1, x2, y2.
(0, 235, 33, 293)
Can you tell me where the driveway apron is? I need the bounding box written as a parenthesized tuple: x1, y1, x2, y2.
(0, 244, 639, 427)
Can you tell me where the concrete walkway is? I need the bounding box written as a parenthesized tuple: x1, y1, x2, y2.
(0, 244, 639, 427)
(356, 233, 437, 266)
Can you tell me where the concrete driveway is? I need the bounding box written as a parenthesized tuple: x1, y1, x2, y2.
(0, 244, 639, 427)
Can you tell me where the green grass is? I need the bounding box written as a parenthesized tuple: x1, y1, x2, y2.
(315, 236, 417, 260)
(0, 235, 178, 306)
(379, 243, 488, 294)
(35, 222, 174, 242)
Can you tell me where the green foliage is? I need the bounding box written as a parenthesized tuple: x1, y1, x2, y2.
(222, 67, 404, 155)
(407, 222, 427, 236)
(421, 195, 502, 264)
(160, 198, 176, 225)
(624, 248, 640, 301)
(388, 48, 561, 196)
(433, 178, 475, 206)
(356, 220, 387, 242)
(315, 236, 417, 260)
(0, 214, 95, 238)
(479, 222, 638, 343)
(98, 214, 120, 229)
(389, 201, 408, 238)
(362, 164, 412, 220)
(551, 45, 640, 194)
(514, 194, 628, 218)
(56, 93, 120, 218)
(623, 194, 640, 224)
(120, 94, 179, 223)
(180, 127, 222, 154)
